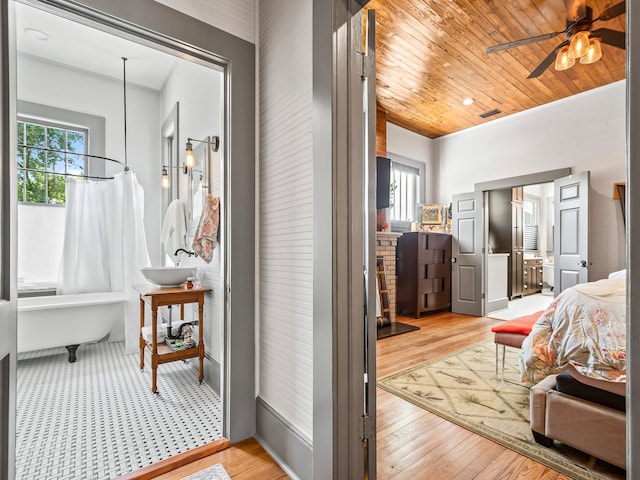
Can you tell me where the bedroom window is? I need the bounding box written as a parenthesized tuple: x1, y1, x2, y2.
(17, 118, 87, 205)
(389, 160, 422, 227)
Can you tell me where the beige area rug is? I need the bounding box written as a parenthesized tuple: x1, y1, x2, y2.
(377, 341, 625, 480)
(181, 463, 231, 480)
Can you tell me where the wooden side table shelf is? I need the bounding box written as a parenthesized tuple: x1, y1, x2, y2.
(134, 284, 212, 394)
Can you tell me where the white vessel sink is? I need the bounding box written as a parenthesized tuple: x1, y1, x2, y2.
(140, 266, 197, 287)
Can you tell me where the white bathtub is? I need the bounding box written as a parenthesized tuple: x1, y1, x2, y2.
(17, 291, 125, 362)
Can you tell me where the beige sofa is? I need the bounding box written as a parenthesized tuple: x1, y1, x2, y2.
(530, 371, 626, 469)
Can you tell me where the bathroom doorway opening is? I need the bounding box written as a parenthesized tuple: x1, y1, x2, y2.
(14, 2, 229, 478)
(486, 182, 555, 321)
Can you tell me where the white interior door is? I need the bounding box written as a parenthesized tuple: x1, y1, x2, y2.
(451, 191, 484, 316)
(554, 171, 590, 294)
(0, 0, 17, 477)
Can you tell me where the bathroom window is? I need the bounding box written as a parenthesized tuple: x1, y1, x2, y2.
(17, 118, 88, 204)
(524, 195, 539, 251)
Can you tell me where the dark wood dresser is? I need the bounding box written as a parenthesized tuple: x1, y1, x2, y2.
(396, 232, 452, 318)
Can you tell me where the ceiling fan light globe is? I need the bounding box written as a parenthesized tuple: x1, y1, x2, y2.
(554, 45, 575, 71)
(568, 31, 591, 58)
(580, 37, 603, 64)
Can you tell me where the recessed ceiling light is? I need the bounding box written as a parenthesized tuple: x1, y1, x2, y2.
(24, 28, 50, 41)
(462, 98, 474, 106)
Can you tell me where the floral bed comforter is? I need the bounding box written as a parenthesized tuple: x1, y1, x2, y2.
(519, 277, 626, 384)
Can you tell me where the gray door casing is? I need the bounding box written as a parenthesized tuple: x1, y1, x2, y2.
(9, 0, 256, 446)
(554, 171, 590, 294)
(0, 0, 17, 478)
(329, 2, 376, 478)
(451, 191, 484, 316)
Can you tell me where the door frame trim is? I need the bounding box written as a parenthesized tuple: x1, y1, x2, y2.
(474, 168, 572, 192)
(15, 0, 256, 442)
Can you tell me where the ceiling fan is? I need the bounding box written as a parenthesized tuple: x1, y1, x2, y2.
(486, 0, 626, 78)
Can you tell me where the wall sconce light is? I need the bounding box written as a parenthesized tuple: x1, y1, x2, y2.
(161, 164, 183, 189)
(184, 140, 195, 172)
(161, 135, 220, 189)
(161, 166, 170, 189)
(184, 137, 219, 173)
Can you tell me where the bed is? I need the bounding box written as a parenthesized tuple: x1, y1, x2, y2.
(519, 276, 626, 384)
(519, 275, 627, 470)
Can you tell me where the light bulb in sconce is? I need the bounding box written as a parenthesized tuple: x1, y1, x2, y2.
(161, 166, 170, 189)
(184, 140, 195, 170)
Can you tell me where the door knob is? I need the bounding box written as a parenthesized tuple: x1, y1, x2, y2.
(578, 260, 587, 267)
(451, 257, 457, 263)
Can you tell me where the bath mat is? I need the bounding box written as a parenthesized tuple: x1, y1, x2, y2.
(377, 341, 625, 480)
(181, 463, 231, 480)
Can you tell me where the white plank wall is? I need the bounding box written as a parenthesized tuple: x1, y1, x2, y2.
(153, 0, 254, 44)
(257, 1, 313, 440)
(436, 81, 627, 281)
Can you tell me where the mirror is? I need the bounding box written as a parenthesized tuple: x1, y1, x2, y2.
(189, 137, 211, 241)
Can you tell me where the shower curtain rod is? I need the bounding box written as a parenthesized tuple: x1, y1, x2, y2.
(17, 144, 129, 180)
(20, 166, 116, 181)
(18, 58, 131, 181)
(17, 144, 129, 169)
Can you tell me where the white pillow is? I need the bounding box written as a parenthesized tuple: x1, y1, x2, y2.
(608, 269, 626, 279)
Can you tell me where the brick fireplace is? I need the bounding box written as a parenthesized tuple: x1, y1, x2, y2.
(375, 232, 402, 323)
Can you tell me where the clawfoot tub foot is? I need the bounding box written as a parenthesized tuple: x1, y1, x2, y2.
(65, 344, 80, 363)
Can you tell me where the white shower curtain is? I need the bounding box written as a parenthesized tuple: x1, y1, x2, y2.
(58, 172, 151, 354)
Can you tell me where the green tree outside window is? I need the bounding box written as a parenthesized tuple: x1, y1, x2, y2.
(17, 119, 87, 204)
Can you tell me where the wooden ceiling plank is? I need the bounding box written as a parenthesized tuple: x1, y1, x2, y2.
(366, 0, 626, 138)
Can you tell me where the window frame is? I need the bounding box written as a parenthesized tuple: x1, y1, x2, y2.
(523, 194, 539, 226)
(16, 101, 106, 206)
(17, 116, 89, 205)
(387, 153, 425, 231)
(523, 193, 540, 251)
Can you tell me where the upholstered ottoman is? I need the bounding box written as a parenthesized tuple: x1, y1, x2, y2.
(530, 372, 626, 469)
(491, 311, 543, 381)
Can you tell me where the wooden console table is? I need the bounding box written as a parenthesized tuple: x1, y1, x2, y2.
(134, 284, 211, 393)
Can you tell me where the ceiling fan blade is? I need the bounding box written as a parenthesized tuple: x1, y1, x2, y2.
(564, 0, 587, 22)
(592, 28, 626, 49)
(597, 1, 626, 21)
(527, 41, 569, 79)
(486, 31, 563, 54)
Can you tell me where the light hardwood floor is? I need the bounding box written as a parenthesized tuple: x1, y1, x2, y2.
(376, 312, 572, 480)
(141, 311, 573, 479)
(148, 438, 288, 480)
